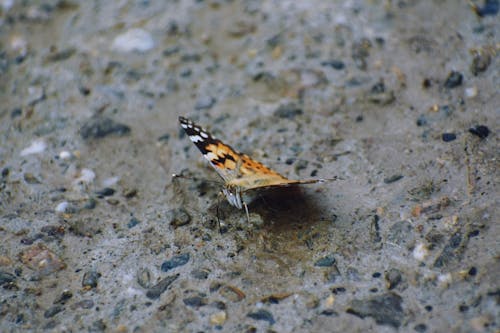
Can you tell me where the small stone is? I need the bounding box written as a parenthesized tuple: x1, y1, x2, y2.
(384, 268, 402, 290)
(191, 268, 210, 280)
(112, 29, 155, 53)
(161, 253, 190, 272)
(74, 168, 95, 184)
(443, 71, 463, 88)
(314, 254, 336, 267)
(128, 217, 140, 228)
(471, 0, 499, 17)
(347, 292, 404, 328)
(82, 270, 101, 289)
(464, 86, 478, 99)
(384, 174, 404, 184)
(53, 290, 73, 304)
(95, 187, 115, 197)
(0, 271, 16, 286)
(433, 232, 464, 268)
(247, 309, 275, 325)
(442, 133, 457, 142)
(470, 50, 491, 75)
(274, 103, 303, 119)
(21, 244, 66, 276)
(136, 268, 152, 289)
(469, 125, 490, 139)
(44, 305, 63, 318)
(166, 208, 191, 228)
(321, 59, 345, 70)
(146, 274, 179, 299)
(413, 242, 429, 261)
(414, 323, 427, 332)
(183, 295, 208, 308)
(194, 96, 216, 110)
(23, 173, 41, 184)
(210, 311, 227, 325)
(20, 139, 47, 156)
(80, 116, 130, 140)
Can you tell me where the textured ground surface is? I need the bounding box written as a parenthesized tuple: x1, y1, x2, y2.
(0, 0, 499, 332)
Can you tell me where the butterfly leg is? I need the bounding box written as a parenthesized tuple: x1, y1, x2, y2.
(243, 201, 250, 224)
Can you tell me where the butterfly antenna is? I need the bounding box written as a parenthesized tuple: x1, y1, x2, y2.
(243, 201, 250, 224)
(216, 191, 222, 233)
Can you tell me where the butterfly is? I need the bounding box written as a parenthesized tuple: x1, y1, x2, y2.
(178, 116, 336, 220)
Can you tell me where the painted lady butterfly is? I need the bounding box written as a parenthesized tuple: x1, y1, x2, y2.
(178, 116, 336, 219)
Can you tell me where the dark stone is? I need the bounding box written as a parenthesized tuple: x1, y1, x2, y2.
(315, 254, 336, 267)
(472, 0, 499, 17)
(191, 268, 210, 280)
(321, 60, 345, 70)
(468, 267, 477, 276)
(82, 270, 101, 289)
(469, 125, 490, 139)
(90, 319, 107, 332)
(442, 133, 457, 142)
(384, 174, 403, 184)
(146, 274, 179, 299)
(247, 309, 275, 325)
(80, 116, 131, 140)
(347, 292, 404, 328)
(128, 217, 140, 228)
(471, 51, 491, 75)
(44, 305, 64, 318)
(53, 290, 73, 304)
(385, 268, 402, 290)
(414, 323, 427, 332)
(320, 309, 338, 316)
(433, 232, 464, 268)
(416, 115, 428, 127)
(95, 187, 115, 197)
(444, 71, 463, 88)
(166, 208, 191, 228)
(274, 104, 303, 119)
(183, 295, 208, 308)
(161, 253, 190, 272)
(371, 81, 385, 94)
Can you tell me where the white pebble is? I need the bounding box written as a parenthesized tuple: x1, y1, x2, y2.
(20, 139, 47, 156)
(465, 86, 478, 99)
(59, 151, 72, 160)
(112, 29, 155, 53)
(75, 168, 95, 184)
(412, 242, 429, 261)
(102, 176, 120, 187)
(55, 201, 69, 213)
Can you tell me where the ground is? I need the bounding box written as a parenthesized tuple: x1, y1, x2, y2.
(0, 0, 498, 332)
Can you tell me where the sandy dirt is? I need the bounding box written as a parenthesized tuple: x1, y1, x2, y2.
(0, 0, 498, 332)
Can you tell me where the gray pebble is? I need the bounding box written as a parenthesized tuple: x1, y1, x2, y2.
(347, 292, 404, 328)
(80, 116, 131, 140)
(247, 309, 275, 325)
(146, 274, 179, 300)
(161, 253, 190, 272)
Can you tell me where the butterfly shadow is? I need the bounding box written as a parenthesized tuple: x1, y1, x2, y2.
(244, 185, 331, 232)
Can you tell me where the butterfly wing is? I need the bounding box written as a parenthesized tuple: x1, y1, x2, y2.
(179, 116, 241, 182)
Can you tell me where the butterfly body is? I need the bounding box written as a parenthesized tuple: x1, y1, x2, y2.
(179, 116, 331, 215)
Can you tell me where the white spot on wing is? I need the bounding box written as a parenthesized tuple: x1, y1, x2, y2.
(200, 131, 209, 138)
(205, 152, 217, 160)
(189, 135, 204, 142)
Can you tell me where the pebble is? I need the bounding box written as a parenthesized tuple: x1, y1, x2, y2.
(82, 270, 101, 289)
(20, 139, 47, 156)
(384, 174, 404, 184)
(44, 305, 63, 318)
(314, 254, 336, 267)
(247, 309, 275, 325)
(470, 49, 491, 75)
(433, 232, 463, 268)
(183, 294, 208, 308)
(112, 29, 155, 53)
(469, 125, 490, 139)
(161, 253, 190, 272)
(413, 242, 429, 261)
(464, 86, 478, 98)
(55, 201, 70, 213)
(443, 71, 463, 88)
(53, 290, 73, 304)
(20, 244, 66, 276)
(127, 217, 140, 228)
(191, 268, 210, 280)
(210, 311, 227, 325)
(0, 270, 16, 286)
(347, 292, 404, 328)
(95, 187, 116, 197)
(194, 95, 216, 110)
(384, 268, 402, 290)
(80, 116, 131, 140)
(136, 268, 152, 289)
(471, 0, 499, 17)
(442, 133, 457, 142)
(166, 208, 191, 228)
(274, 103, 303, 119)
(74, 168, 95, 184)
(145, 274, 179, 300)
(320, 59, 345, 70)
